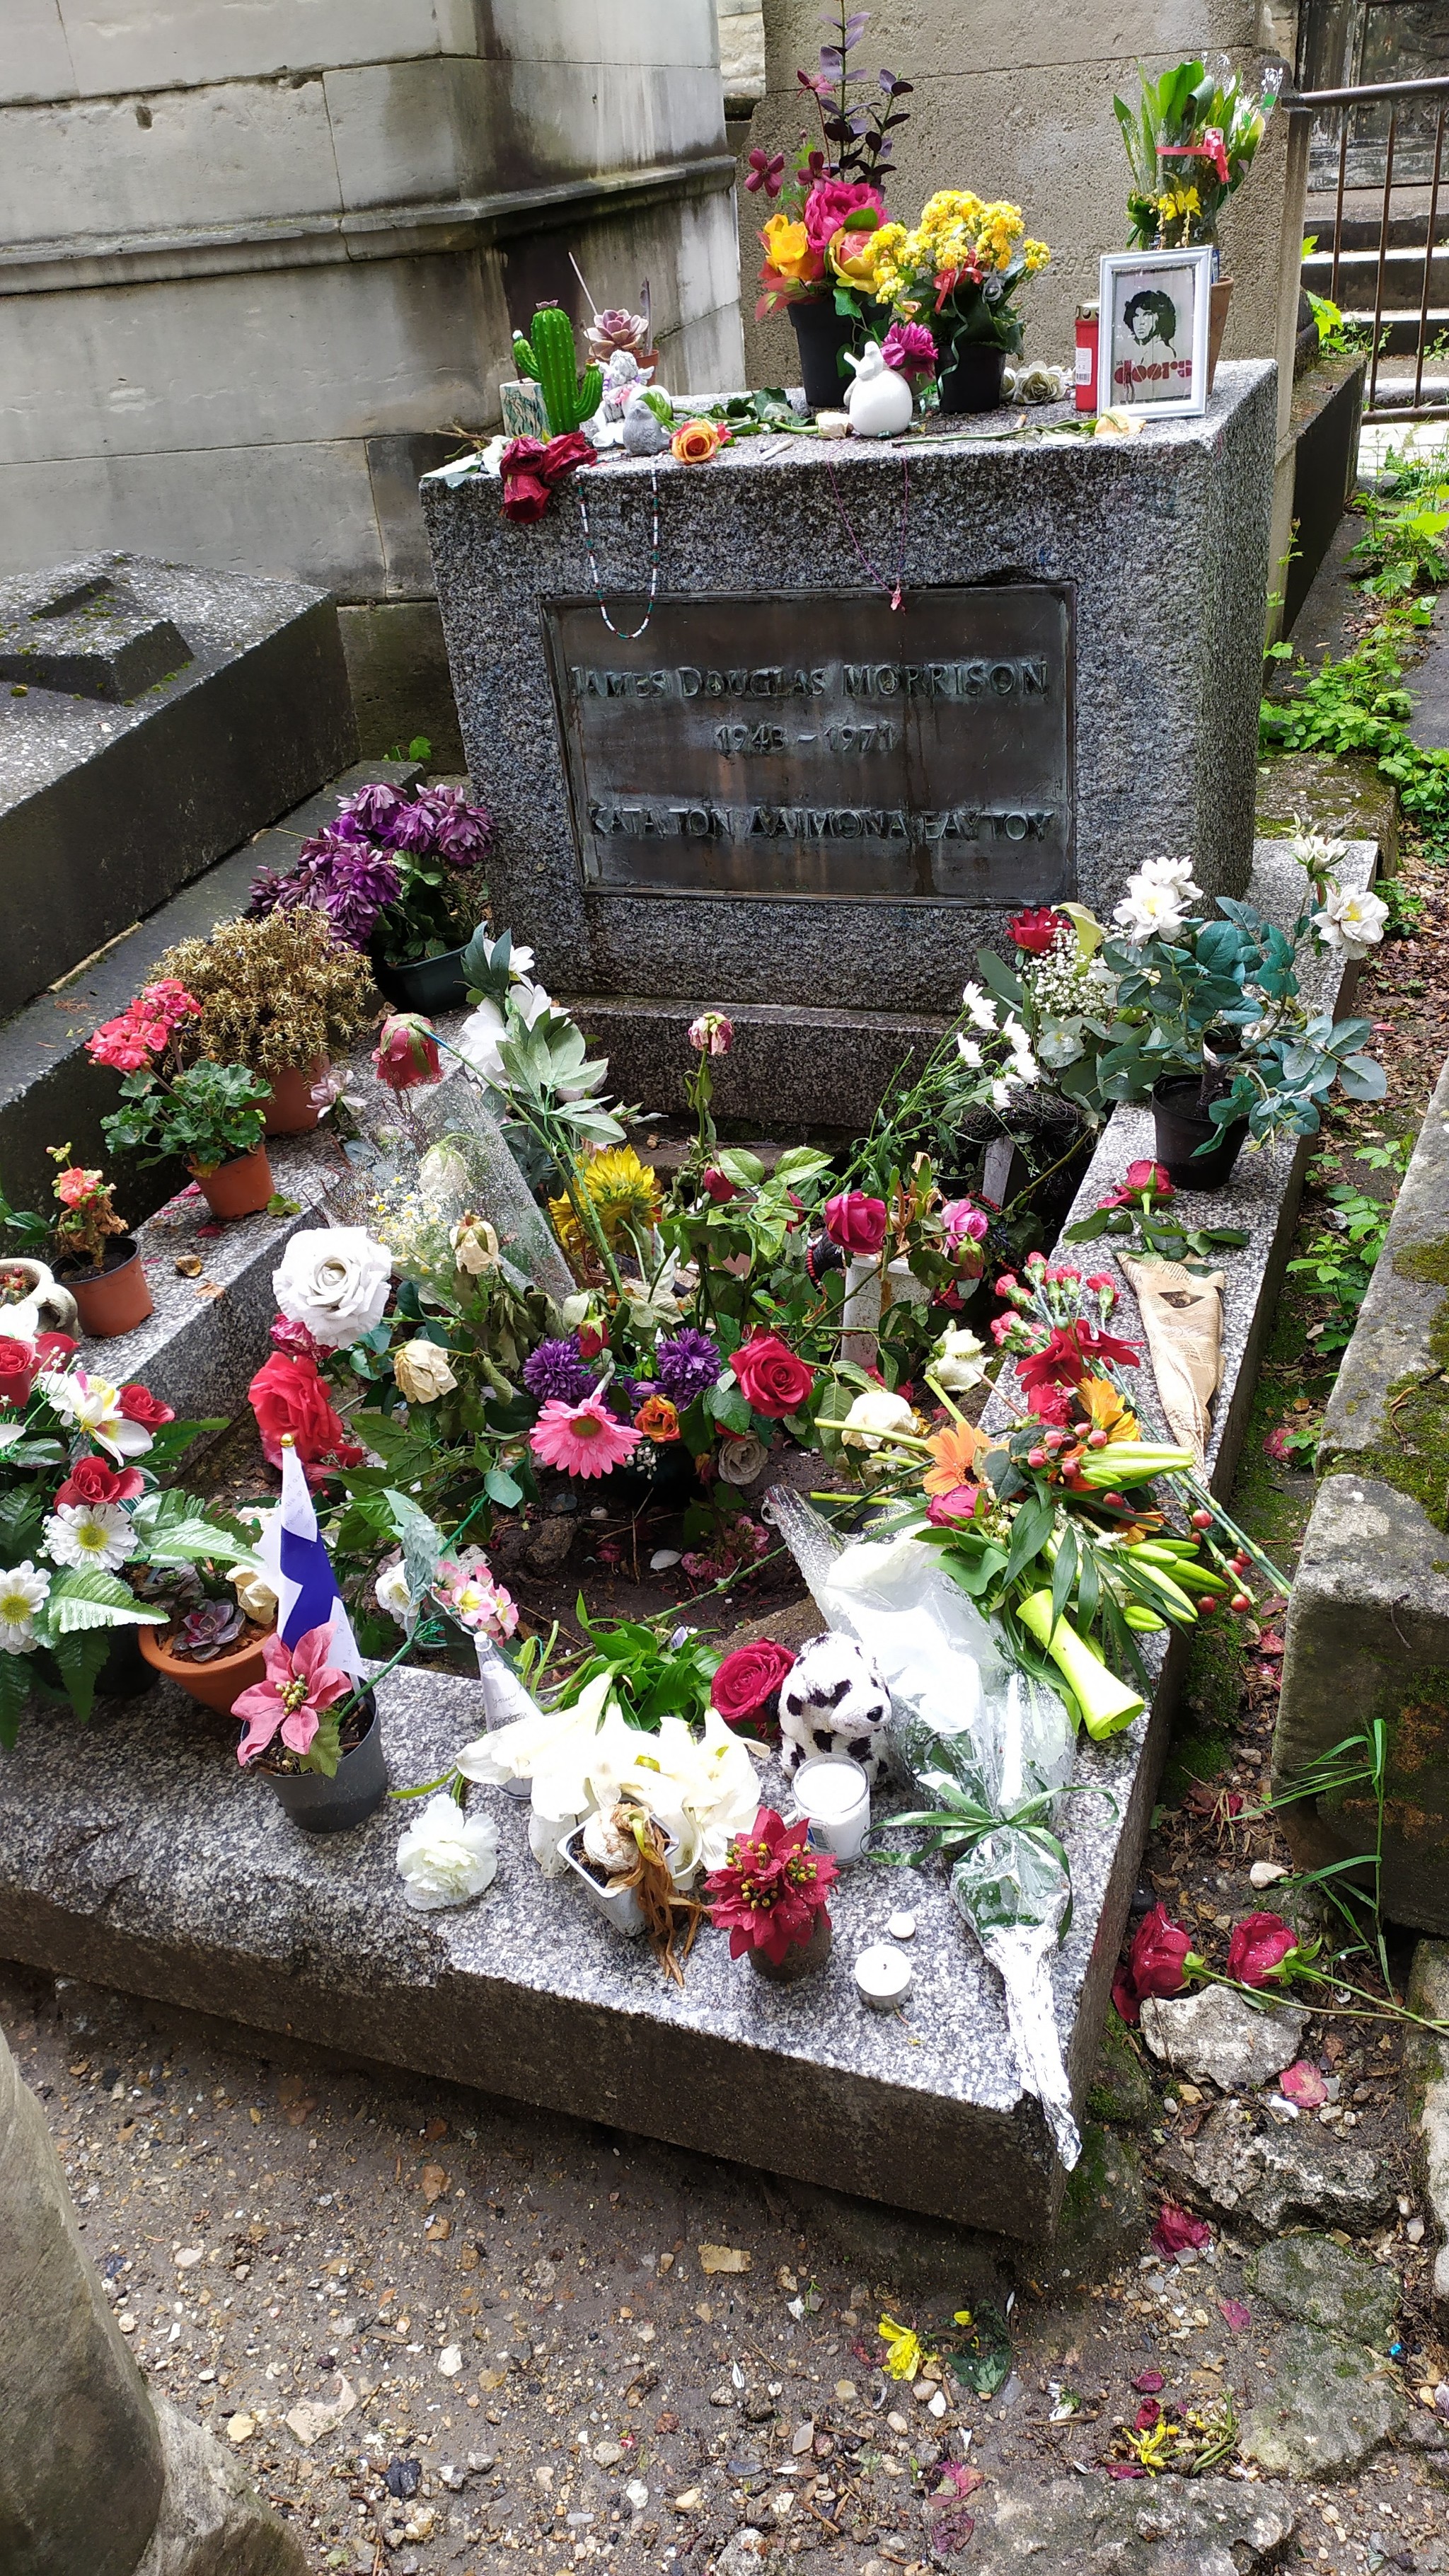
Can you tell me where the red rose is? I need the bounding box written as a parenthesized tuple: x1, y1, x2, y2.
(823, 1191, 889, 1258)
(577, 1325, 606, 1360)
(55, 1454, 144, 1508)
(1112, 1901, 1193, 2025)
(0, 1335, 39, 1408)
(732, 1332, 815, 1419)
(710, 1639, 797, 1741)
(1008, 906, 1070, 955)
(249, 1350, 364, 1473)
(119, 1382, 175, 1427)
(702, 1167, 737, 1205)
(500, 431, 595, 525)
(35, 1331, 78, 1364)
(372, 1013, 440, 1091)
(1124, 1159, 1173, 1195)
(1225, 1911, 1299, 1989)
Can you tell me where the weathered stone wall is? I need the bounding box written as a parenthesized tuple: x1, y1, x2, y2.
(1274, 1051, 1449, 1933)
(0, 2, 745, 609)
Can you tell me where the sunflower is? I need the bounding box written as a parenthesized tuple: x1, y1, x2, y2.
(549, 1146, 662, 1268)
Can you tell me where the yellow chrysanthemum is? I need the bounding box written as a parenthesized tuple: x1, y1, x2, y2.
(549, 1146, 662, 1265)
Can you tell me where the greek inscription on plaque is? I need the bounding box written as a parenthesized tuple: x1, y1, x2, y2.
(543, 585, 1074, 903)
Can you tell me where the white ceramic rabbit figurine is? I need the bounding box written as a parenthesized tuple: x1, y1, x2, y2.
(843, 343, 913, 439)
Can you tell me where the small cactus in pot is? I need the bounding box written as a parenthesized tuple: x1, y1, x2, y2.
(512, 305, 603, 435)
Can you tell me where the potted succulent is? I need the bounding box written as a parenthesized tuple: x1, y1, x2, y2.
(154, 908, 377, 1137)
(705, 1804, 838, 1983)
(135, 1563, 275, 1715)
(1090, 857, 1387, 1189)
(751, 7, 911, 408)
(233, 1624, 387, 1833)
(46, 1147, 153, 1338)
(247, 779, 493, 1016)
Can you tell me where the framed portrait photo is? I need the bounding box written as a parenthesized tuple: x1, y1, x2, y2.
(1097, 247, 1214, 420)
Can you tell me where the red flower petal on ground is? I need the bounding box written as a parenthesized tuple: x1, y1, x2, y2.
(1105, 2463, 1146, 2480)
(1132, 2371, 1165, 2394)
(1278, 2060, 1327, 2107)
(1150, 2202, 1211, 2258)
(1218, 2298, 1252, 2333)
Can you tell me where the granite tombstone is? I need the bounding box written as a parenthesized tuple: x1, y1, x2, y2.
(422, 365, 1276, 1126)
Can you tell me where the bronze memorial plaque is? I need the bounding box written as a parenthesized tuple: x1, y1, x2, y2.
(543, 584, 1073, 904)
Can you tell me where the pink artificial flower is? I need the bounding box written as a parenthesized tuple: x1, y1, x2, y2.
(879, 320, 937, 379)
(232, 1623, 352, 1765)
(802, 178, 884, 252)
(941, 1198, 989, 1249)
(688, 1011, 734, 1057)
(529, 1393, 642, 1479)
(746, 147, 786, 197)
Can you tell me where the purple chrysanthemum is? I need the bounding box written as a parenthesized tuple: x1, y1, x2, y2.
(339, 782, 408, 838)
(246, 867, 291, 919)
(522, 1338, 601, 1406)
(653, 1328, 722, 1408)
(424, 786, 495, 870)
(383, 798, 441, 856)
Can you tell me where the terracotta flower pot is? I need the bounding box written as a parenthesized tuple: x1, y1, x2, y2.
(191, 1143, 274, 1220)
(138, 1620, 272, 1717)
(262, 1057, 330, 1137)
(1207, 279, 1233, 393)
(61, 1238, 154, 1340)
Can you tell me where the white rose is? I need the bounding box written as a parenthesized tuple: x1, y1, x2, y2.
(841, 1388, 918, 1452)
(375, 1559, 414, 1624)
(393, 1340, 458, 1404)
(272, 1228, 392, 1348)
(932, 1326, 988, 1392)
(1313, 882, 1389, 960)
(396, 1793, 500, 1911)
(451, 1214, 500, 1276)
(717, 1432, 769, 1486)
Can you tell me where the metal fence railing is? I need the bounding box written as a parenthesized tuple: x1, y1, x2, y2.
(1290, 70, 1449, 419)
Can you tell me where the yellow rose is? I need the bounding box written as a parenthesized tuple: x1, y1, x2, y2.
(394, 1339, 458, 1404)
(231, 1570, 277, 1627)
(761, 213, 813, 283)
(829, 223, 887, 287)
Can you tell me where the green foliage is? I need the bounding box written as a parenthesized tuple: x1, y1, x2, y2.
(1286, 1135, 1412, 1352)
(0, 1183, 50, 1256)
(1351, 459, 1449, 597)
(512, 306, 602, 436)
(1262, 607, 1449, 861)
(1114, 57, 1271, 248)
(102, 1057, 269, 1171)
(558, 1604, 720, 1732)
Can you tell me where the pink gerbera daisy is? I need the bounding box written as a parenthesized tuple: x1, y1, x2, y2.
(231, 1623, 352, 1764)
(529, 1393, 642, 1480)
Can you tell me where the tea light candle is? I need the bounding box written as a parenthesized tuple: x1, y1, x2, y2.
(854, 1943, 913, 2010)
(792, 1754, 871, 1862)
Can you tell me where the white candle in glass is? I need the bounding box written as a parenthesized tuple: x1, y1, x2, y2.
(793, 1754, 871, 1861)
(854, 1943, 913, 2009)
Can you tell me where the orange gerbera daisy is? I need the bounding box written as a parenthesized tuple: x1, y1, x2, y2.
(1080, 1375, 1140, 1442)
(923, 1419, 991, 1497)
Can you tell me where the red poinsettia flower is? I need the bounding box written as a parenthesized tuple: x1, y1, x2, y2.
(705, 1806, 837, 1967)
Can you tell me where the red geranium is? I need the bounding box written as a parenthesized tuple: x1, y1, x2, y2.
(118, 1382, 174, 1427)
(1226, 1911, 1301, 1989)
(1008, 907, 1070, 954)
(54, 1454, 144, 1509)
(249, 1351, 364, 1476)
(710, 1639, 797, 1742)
(732, 1332, 815, 1419)
(705, 1805, 837, 1966)
(823, 1191, 889, 1258)
(1112, 1902, 1195, 2027)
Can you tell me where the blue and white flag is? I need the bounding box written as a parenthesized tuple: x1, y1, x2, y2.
(258, 1437, 364, 1679)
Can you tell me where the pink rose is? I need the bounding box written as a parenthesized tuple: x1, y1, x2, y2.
(824, 1191, 889, 1257)
(802, 178, 884, 252)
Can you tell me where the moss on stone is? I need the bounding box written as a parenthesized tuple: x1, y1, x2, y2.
(1321, 1248, 1449, 1526)
(1085, 2014, 1157, 2128)
(1254, 749, 1399, 865)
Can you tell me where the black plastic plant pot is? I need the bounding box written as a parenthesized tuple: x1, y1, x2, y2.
(938, 345, 1007, 415)
(261, 1692, 388, 1834)
(1151, 1077, 1249, 1192)
(789, 299, 861, 410)
(371, 943, 471, 1015)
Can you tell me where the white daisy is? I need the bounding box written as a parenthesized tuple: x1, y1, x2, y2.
(44, 1501, 133, 1575)
(956, 1036, 983, 1071)
(960, 983, 998, 1031)
(990, 1078, 1015, 1110)
(0, 1560, 49, 1653)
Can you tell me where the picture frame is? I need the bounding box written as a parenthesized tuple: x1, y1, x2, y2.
(1097, 247, 1214, 420)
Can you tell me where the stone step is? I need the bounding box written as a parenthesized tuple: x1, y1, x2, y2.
(0, 836, 1380, 2242)
(0, 757, 420, 1223)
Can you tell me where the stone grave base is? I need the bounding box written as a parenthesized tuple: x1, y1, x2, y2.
(0, 839, 1375, 2240)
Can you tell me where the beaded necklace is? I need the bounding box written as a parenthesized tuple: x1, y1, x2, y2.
(575, 463, 661, 640)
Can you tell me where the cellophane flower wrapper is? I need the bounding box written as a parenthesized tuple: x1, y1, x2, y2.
(767, 1488, 1083, 2167)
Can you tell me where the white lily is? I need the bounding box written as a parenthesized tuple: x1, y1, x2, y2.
(39, 1369, 153, 1462)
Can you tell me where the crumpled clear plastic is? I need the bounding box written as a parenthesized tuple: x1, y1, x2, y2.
(767, 1488, 1083, 2168)
(407, 1090, 577, 1305)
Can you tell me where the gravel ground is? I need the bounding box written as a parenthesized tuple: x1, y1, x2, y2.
(4, 1947, 1446, 2576)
